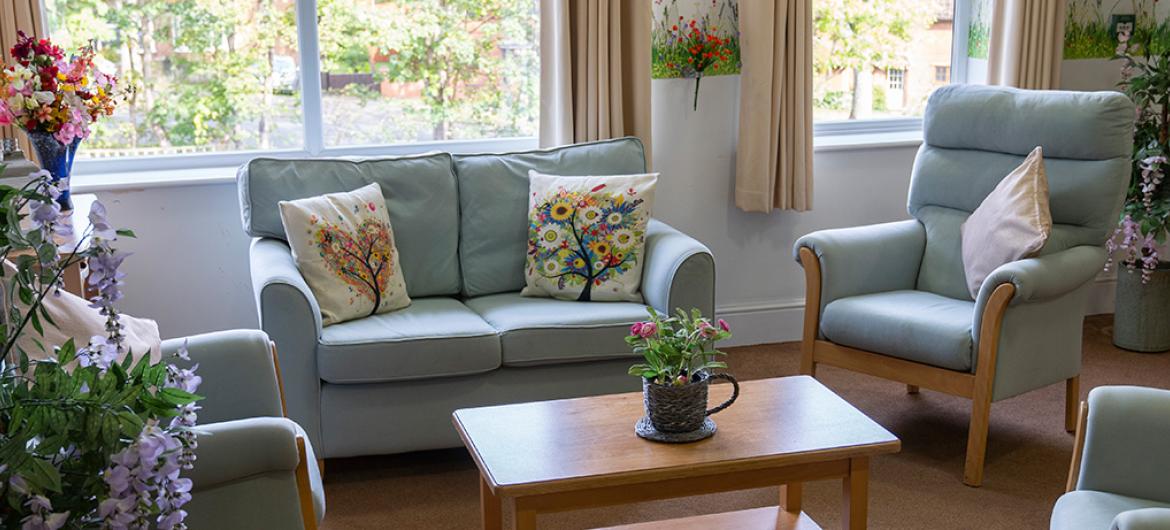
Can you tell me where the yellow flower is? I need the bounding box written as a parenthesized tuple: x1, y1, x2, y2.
(573, 257, 586, 269)
(589, 240, 611, 256)
(550, 201, 573, 221)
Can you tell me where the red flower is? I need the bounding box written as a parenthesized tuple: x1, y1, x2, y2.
(672, 25, 678, 31)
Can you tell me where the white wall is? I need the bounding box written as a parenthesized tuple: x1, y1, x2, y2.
(82, 74, 1113, 346)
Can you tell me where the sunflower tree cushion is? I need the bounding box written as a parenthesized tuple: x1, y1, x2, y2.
(522, 170, 658, 302)
(960, 146, 1052, 298)
(279, 183, 410, 325)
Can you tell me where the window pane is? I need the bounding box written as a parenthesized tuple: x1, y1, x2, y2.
(43, 0, 304, 158)
(318, 0, 539, 146)
(813, 0, 954, 122)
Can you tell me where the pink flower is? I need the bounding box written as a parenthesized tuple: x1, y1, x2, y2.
(629, 322, 643, 336)
(717, 318, 730, 332)
(698, 320, 719, 338)
(0, 102, 10, 126)
(638, 322, 657, 338)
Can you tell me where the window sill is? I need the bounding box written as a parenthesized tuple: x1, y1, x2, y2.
(813, 129, 924, 152)
(72, 166, 238, 193)
(71, 131, 927, 192)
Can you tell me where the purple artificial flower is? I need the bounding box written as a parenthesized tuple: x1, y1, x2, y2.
(88, 200, 117, 240)
(176, 339, 190, 361)
(28, 199, 60, 229)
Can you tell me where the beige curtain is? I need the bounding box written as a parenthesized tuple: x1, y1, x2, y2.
(734, 0, 813, 213)
(539, 0, 652, 162)
(987, 0, 1066, 89)
(1, 0, 45, 154)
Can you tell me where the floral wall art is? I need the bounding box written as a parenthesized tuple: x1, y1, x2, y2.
(1065, 0, 1170, 60)
(652, 0, 741, 110)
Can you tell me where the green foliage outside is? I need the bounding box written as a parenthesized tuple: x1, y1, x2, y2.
(813, 0, 936, 119)
(967, 22, 989, 59)
(42, 0, 538, 155)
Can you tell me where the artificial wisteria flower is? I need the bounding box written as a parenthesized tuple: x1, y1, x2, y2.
(20, 495, 69, 530)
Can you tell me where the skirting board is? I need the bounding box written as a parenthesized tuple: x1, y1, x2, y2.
(718, 276, 1118, 348)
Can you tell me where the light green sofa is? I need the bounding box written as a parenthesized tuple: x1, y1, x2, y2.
(237, 138, 716, 458)
(1052, 386, 1170, 530)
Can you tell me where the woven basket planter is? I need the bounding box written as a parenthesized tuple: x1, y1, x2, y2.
(642, 372, 739, 433)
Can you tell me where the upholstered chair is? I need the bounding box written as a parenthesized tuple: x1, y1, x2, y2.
(1053, 386, 1170, 529)
(793, 85, 1134, 486)
(174, 330, 325, 530)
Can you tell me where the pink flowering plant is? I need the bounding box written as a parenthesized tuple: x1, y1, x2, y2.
(1110, 29, 1170, 282)
(0, 32, 121, 145)
(627, 308, 731, 386)
(0, 167, 201, 529)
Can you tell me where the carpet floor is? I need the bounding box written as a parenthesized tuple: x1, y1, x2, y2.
(319, 315, 1170, 529)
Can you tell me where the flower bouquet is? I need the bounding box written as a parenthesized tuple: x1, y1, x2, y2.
(627, 308, 738, 442)
(0, 32, 122, 211)
(0, 168, 201, 529)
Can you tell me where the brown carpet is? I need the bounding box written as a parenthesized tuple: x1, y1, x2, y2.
(319, 315, 1170, 529)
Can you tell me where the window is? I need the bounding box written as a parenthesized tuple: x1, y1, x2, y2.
(42, 0, 540, 170)
(935, 65, 951, 83)
(813, 0, 964, 129)
(887, 68, 905, 90)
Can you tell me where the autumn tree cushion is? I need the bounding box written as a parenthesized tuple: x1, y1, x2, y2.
(522, 170, 658, 302)
(279, 183, 410, 325)
(960, 146, 1053, 298)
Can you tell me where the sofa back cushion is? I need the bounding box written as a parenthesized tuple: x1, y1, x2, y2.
(908, 85, 1133, 300)
(237, 154, 462, 297)
(453, 137, 647, 297)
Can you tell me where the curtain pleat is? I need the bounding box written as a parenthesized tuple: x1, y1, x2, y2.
(734, 0, 813, 213)
(539, 0, 651, 164)
(1, 0, 46, 154)
(988, 0, 1065, 90)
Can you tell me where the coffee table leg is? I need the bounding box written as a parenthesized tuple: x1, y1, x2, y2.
(781, 482, 802, 513)
(843, 457, 869, 530)
(514, 499, 537, 530)
(481, 475, 502, 530)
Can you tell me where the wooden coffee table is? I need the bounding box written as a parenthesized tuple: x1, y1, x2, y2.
(452, 375, 900, 529)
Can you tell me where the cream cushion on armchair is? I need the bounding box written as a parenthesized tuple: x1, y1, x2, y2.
(960, 146, 1052, 299)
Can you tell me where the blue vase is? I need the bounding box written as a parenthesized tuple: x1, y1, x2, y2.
(25, 131, 77, 211)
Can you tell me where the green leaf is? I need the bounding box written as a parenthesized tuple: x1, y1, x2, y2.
(24, 457, 63, 493)
(115, 229, 137, 238)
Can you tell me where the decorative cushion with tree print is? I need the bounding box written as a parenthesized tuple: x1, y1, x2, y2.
(522, 170, 658, 302)
(279, 183, 411, 325)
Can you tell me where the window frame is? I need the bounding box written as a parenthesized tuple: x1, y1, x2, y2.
(68, 0, 540, 175)
(814, 0, 970, 138)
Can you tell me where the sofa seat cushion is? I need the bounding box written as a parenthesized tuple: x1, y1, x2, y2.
(465, 293, 646, 366)
(1051, 491, 1170, 530)
(318, 298, 500, 384)
(821, 290, 975, 372)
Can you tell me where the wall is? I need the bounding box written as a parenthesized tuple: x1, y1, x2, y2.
(82, 73, 1114, 346)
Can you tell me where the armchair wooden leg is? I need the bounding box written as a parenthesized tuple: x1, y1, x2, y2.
(906, 385, 920, 394)
(1065, 376, 1080, 433)
(963, 392, 992, 487)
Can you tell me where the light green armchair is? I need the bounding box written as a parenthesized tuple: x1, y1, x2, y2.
(170, 330, 325, 530)
(1053, 386, 1170, 530)
(794, 85, 1135, 486)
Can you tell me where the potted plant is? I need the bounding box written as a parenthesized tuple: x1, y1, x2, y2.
(1110, 30, 1170, 352)
(0, 32, 122, 211)
(627, 308, 738, 442)
(0, 168, 202, 527)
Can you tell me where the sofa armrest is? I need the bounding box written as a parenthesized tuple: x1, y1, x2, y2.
(793, 220, 926, 312)
(1113, 509, 1170, 530)
(165, 329, 283, 424)
(1076, 386, 1170, 503)
(250, 238, 325, 454)
(641, 220, 715, 317)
